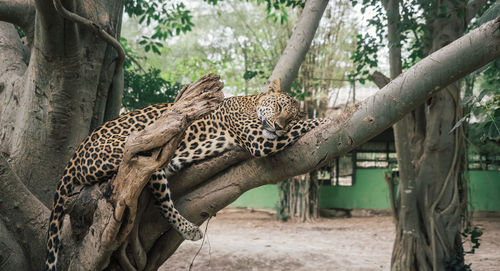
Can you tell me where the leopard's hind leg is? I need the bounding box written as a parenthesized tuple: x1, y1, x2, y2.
(148, 169, 203, 240)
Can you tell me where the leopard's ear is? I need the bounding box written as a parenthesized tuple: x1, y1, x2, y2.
(265, 78, 282, 93)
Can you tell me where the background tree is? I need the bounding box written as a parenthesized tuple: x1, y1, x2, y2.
(277, 0, 357, 221)
(351, 0, 496, 269)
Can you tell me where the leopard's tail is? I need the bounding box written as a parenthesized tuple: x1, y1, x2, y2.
(45, 174, 72, 271)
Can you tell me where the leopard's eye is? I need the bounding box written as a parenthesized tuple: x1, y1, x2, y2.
(277, 103, 282, 112)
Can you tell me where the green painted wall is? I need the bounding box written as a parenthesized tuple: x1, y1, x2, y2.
(319, 169, 392, 209)
(231, 184, 280, 209)
(468, 171, 500, 211)
(230, 169, 500, 211)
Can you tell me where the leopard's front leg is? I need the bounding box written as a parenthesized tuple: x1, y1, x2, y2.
(148, 169, 203, 241)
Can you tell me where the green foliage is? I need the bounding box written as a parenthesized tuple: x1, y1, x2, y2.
(124, 1, 194, 55)
(463, 2, 500, 143)
(121, 0, 299, 95)
(458, 63, 500, 144)
(298, 0, 357, 106)
(462, 226, 483, 254)
(123, 67, 181, 110)
(15, 26, 25, 38)
(348, 1, 384, 82)
(121, 38, 180, 111)
(120, 0, 355, 105)
(288, 81, 306, 101)
(348, 33, 381, 83)
(205, 0, 304, 24)
(349, 1, 430, 81)
(447, 226, 483, 271)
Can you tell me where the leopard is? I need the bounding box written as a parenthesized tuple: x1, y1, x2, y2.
(45, 79, 327, 270)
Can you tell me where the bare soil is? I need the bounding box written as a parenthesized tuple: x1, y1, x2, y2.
(161, 208, 500, 271)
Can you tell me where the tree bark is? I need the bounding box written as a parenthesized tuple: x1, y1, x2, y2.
(0, 0, 123, 206)
(0, 0, 124, 269)
(379, 1, 486, 270)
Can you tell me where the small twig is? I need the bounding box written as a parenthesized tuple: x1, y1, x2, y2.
(52, 0, 125, 76)
(189, 217, 212, 271)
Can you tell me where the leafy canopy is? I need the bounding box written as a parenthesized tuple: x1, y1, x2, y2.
(121, 0, 305, 110)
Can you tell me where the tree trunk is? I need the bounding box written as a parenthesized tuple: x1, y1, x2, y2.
(279, 174, 319, 222)
(380, 1, 479, 270)
(0, 0, 123, 206)
(0, 1, 123, 269)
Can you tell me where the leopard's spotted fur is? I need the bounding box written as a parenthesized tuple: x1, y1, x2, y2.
(45, 83, 327, 270)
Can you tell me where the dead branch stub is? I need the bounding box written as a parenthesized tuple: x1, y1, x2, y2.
(100, 73, 224, 249)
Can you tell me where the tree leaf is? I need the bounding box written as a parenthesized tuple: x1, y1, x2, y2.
(449, 116, 467, 134)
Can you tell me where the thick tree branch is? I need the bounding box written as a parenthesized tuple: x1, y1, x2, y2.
(0, 154, 49, 271)
(169, 150, 250, 196)
(0, 0, 35, 43)
(146, 17, 500, 267)
(267, 0, 329, 92)
(0, 22, 27, 77)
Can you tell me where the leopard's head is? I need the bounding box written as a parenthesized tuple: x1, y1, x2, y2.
(256, 79, 304, 139)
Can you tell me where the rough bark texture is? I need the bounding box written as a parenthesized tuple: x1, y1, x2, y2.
(379, 1, 488, 270)
(0, 0, 123, 206)
(0, 1, 123, 269)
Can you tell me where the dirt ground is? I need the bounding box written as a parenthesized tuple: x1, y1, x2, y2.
(161, 208, 500, 271)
